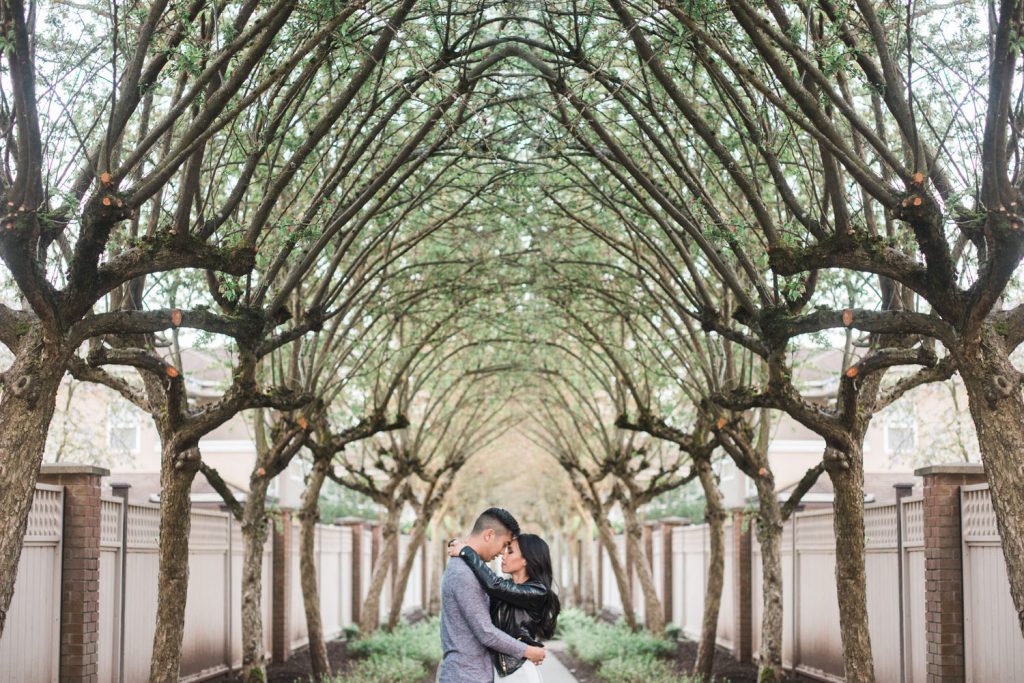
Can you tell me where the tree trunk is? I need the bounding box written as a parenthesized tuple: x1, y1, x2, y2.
(956, 329, 1024, 636)
(0, 338, 65, 638)
(387, 519, 430, 628)
(299, 458, 331, 679)
(428, 522, 444, 615)
(693, 456, 726, 681)
(149, 447, 201, 683)
(595, 516, 638, 630)
(753, 478, 785, 683)
(827, 446, 875, 683)
(578, 525, 596, 614)
(240, 473, 272, 682)
(358, 505, 400, 633)
(623, 504, 665, 633)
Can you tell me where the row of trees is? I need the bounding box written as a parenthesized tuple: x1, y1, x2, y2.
(1, 0, 1022, 681)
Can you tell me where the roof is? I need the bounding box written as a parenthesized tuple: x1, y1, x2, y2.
(102, 471, 253, 506)
(771, 471, 920, 507)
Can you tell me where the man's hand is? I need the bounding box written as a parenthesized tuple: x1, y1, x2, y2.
(447, 538, 466, 557)
(524, 645, 546, 664)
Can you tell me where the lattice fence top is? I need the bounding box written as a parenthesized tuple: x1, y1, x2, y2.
(338, 525, 353, 554)
(127, 504, 161, 549)
(794, 510, 836, 550)
(319, 526, 344, 553)
(26, 485, 62, 543)
(902, 497, 924, 548)
(100, 498, 123, 547)
(962, 484, 999, 544)
(864, 504, 898, 550)
(189, 510, 230, 549)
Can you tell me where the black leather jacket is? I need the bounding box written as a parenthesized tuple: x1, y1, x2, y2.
(458, 547, 550, 677)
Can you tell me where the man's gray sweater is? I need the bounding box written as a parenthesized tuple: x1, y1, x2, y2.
(438, 556, 527, 682)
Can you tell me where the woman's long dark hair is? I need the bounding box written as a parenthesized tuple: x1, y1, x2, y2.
(517, 533, 561, 639)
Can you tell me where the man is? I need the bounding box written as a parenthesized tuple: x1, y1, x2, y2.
(438, 507, 546, 682)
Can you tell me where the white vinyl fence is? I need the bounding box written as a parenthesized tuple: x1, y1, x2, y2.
(0, 484, 63, 683)
(1, 485, 425, 683)
(598, 484, 1024, 682)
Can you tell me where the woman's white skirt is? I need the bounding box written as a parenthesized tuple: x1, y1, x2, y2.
(494, 661, 542, 682)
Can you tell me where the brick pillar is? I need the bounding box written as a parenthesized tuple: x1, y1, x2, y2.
(596, 540, 604, 609)
(732, 509, 753, 662)
(337, 518, 365, 625)
(38, 463, 110, 683)
(272, 509, 294, 662)
(915, 463, 986, 682)
(661, 517, 687, 626)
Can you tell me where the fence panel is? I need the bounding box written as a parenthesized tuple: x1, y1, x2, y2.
(961, 485, 1024, 683)
(98, 497, 124, 682)
(0, 485, 63, 683)
(318, 525, 344, 638)
(864, 504, 900, 683)
(901, 496, 925, 683)
(793, 509, 842, 680)
(180, 510, 232, 680)
(339, 526, 354, 627)
(716, 519, 734, 649)
(122, 503, 161, 683)
(651, 527, 664, 609)
(290, 519, 308, 651)
(670, 527, 684, 627)
(681, 525, 705, 640)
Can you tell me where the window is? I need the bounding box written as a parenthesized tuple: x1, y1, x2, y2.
(107, 401, 141, 455)
(884, 403, 917, 455)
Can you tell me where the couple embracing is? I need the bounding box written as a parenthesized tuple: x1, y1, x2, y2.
(438, 507, 561, 683)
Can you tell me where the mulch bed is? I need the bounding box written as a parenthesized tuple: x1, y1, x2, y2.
(208, 639, 439, 683)
(674, 639, 818, 683)
(554, 638, 815, 683)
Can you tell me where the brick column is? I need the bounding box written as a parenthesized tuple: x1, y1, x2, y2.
(660, 517, 687, 625)
(38, 463, 110, 683)
(915, 463, 986, 682)
(732, 509, 753, 662)
(271, 509, 294, 662)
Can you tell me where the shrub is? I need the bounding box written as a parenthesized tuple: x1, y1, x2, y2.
(334, 618, 441, 683)
(558, 608, 687, 683)
(559, 607, 675, 665)
(597, 653, 683, 683)
(335, 654, 426, 683)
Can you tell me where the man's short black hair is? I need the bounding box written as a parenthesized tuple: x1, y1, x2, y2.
(471, 507, 520, 538)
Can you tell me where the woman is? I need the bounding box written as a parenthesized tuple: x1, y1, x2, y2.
(447, 533, 561, 682)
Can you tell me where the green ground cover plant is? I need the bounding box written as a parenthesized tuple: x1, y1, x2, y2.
(558, 608, 689, 683)
(335, 618, 441, 683)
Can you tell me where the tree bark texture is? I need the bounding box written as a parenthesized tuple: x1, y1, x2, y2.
(428, 523, 444, 615)
(956, 328, 1024, 636)
(387, 519, 430, 628)
(240, 474, 272, 683)
(298, 458, 331, 679)
(827, 446, 875, 683)
(578, 527, 596, 614)
(595, 518, 638, 629)
(753, 478, 785, 683)
(358, 505, 400, 633)
(693, 457, 726, 681)
(623, 505, 665, 633)
(149, 447, 201, 683)
(0, 337, 65, 638)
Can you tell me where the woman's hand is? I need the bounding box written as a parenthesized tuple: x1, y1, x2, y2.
(524, 645, 546, 664)
(447, 538, 466, 557)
